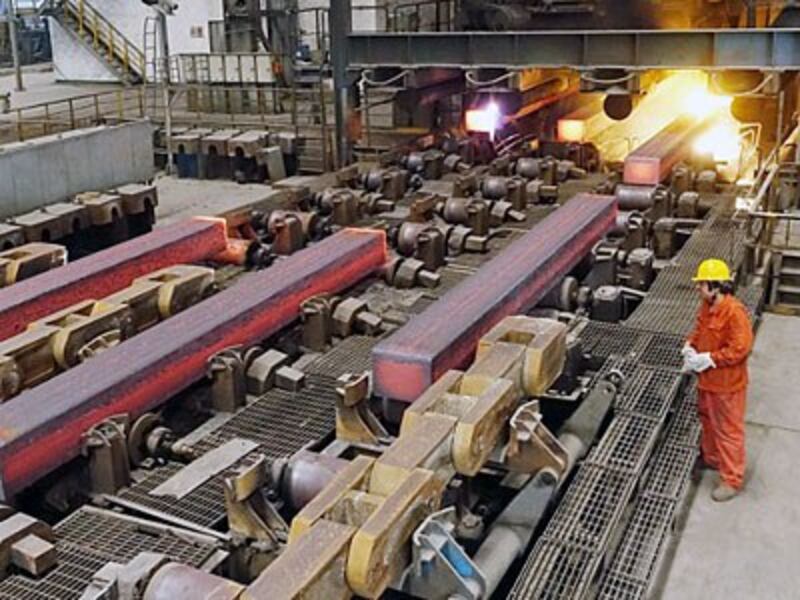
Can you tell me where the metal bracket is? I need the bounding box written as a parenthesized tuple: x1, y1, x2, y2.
(81, 416, 132, 496)
(503, 400, 569, 479)
(223, 456, 288, 548)
(335, 372, 389, 444)
(401, 507, 486, 600)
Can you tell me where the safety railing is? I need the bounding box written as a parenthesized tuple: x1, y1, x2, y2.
(173, 53, 276, 85)
(741, 123, 800, 276)
(62, 0, 146, 81)
(0, 78, 335, 170)
(352, 0, 456, 34)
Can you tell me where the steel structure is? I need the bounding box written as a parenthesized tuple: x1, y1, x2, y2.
(0, 218, 228, 341)
(0, 229, 386, 501)
(372, 194, 617, 403)
(347, 28, 800, 70)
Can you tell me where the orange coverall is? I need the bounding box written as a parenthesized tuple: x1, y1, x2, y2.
(687, 294, 754, 490)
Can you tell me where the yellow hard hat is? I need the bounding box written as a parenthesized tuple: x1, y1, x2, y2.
(692, 258, 732, 282)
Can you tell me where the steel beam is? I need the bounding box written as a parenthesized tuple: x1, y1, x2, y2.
(623, 115, 712, 185)
(0, 218, 229, 342)
(372, 194, 617, 403)
(348, 28, 800, 71)
(0, 229, 387, 501)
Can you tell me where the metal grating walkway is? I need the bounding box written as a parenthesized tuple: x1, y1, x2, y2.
(511, 205, 742, 598)
(0, 507, 220, 600)
(116, 374, 339, 529)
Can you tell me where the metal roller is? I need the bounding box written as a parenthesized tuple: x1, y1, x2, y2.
(615, 184, 660, 211)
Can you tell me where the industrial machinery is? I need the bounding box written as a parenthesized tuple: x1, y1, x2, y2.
(0, 1, 785, 599)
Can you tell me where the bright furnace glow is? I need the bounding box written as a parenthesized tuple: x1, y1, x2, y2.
(466, 102, 502, 138)
(682, 87, 733, 120)
(693, 120, 742, 163)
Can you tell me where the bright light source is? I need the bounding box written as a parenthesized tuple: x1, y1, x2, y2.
(682, 87, 733, 120)
(558, 119, 586, 143)
(465, 102, 502, 139)
(693, 120, 741, 163)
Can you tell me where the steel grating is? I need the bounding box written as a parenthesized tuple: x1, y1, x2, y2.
(643, 442, 698, 501)
(597, 572, 647, 600)
(637, 333, 685, 371)
(0, 542, 113, 600)
(601, 493, 676, 588)
(579, 321, 685, 373)
(614, 367, 683, 420)
(579, 321, 642, 363)
(192, 374, 338, 456)
(54, 506, 219, 565)
(541, 464, 638, 553)
(115, 375, 339, 528)
(303, 337, 380, 379)
(585, 415, 662, 474)
(0, 506, 219, 600)
(739, 282, 765, 317)
(508, 537, 601, 600)
(665, 391, 702, 448)
(115, 457, 253, 529)
(373, 194, 618, 402)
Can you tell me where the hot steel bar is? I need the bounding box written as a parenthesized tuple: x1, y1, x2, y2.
(623, 116, 711, 185)
(0, 229, 387, 500)
(0, 218, 229, 341)
(372, 194, 617, 403)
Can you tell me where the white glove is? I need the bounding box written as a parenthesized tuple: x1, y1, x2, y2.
(689, 352, 716, 373)
(681, 344, 697, 373)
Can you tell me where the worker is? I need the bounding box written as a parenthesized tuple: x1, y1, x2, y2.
(682, 258, 753, 502)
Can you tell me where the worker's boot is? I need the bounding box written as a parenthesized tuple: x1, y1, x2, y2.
(711, 483, 739, 502)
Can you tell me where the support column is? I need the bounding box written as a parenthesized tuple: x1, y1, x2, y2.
(8, 0, 24, 92)
(330, 0, 352, 167)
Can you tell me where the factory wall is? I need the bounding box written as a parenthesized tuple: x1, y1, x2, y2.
(49, 0, 223, 82)
(49, 17, 119, 82)
(0, 121, 154, 218)
(84, 0, 221, 54)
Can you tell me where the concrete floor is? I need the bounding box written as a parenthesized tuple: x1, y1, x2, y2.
(0, 65, 115, 112)
(660, 313, 800, 599)
(154, 176, 285, 225)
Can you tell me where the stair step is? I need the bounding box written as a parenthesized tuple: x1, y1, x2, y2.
(780, 266, 800, 276)
(778, 284, 800, 295)
(780, 249, 800, 260)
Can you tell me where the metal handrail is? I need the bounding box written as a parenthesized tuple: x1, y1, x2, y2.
(1, 78, 335, 170)
(62, 0, 146, 81)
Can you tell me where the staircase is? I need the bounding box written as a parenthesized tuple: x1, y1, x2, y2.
(55, 0, 146, 84)
(771, 249, 800, 313)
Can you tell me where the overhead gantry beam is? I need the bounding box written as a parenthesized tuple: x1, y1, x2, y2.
(348, 28, 800, 71)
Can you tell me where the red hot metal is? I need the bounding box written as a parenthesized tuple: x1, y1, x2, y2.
(0, 218, 229, 341)
(623, 115, 712, 185)
(0, 228, 386, 501)
(372, 194, 617, 403)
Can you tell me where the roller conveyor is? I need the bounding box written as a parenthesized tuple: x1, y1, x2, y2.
(0, 229, 386, 501)
(0, 218, 229, 341)
(372, 194, 617, 403)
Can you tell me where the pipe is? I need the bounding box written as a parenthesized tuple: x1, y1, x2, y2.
(7, 0, 23, 92)
(472, 375, 617, 596)
(615, 184, 659, 211)
(278, 450, 350, 511)
(144, 563, 245, 600)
